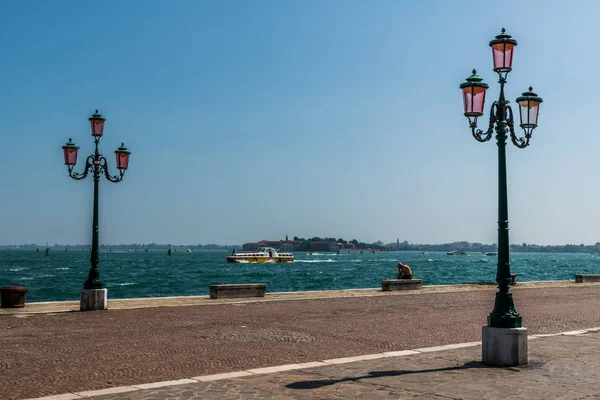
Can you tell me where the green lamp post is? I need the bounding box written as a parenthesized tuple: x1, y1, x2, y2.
(460, 29, 543, 329)
(62, 111, 131, 293)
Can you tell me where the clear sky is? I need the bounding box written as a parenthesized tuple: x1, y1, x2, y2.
(0, 0, 598, 246)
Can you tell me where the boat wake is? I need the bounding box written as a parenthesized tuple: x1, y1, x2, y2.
(296, 259, 336, 263)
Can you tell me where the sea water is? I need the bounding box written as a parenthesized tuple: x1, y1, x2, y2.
(1, 250, 600, 302)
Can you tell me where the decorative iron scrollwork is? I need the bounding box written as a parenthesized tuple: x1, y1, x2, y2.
(506, 104, 530, 149)
(470, 101, 498, 142)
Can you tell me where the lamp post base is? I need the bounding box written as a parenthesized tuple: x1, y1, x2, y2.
(80, 289, 107, 311)
(482, 326, 527, 367)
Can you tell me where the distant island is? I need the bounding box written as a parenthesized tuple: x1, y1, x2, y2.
(388, 240, 600, 254)
(240, 236, 600, 254)
(2, 239, 600, 254)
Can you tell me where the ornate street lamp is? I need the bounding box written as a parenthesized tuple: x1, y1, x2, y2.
(62, 110, 131, 311)
(460, 29, 543, 366)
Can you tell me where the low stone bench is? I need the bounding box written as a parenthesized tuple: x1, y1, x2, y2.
(209, 284, 267, 299)
(575, 274, 600, 283)
(381, 279, 423, 291)
(0, 286, 28, 308)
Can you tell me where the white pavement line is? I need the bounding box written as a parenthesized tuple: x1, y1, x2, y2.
(293, 361, 328, 368)
(583, 327, 600, 332)
(77, 386, 138, 397)
(132, 378, 198, 390)
(248, 364, 310, 374)
(561, 330, 588, 336)
(529, 333, 561, 339)
(323, 354, 387, 364)
(382, 350, 421, 357)
(23, 326, 600, 400)
(413, 342, 481, 353)
(193, 371, 255, 381)
(24, 395, 83, 400)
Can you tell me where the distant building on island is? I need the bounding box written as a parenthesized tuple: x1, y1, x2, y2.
(243, 239, 347, 253)
(242, 240, 299, 252)
(308, 241, 340, 252)
(242, 242, 261, 252)
(279, 242, 296, 252)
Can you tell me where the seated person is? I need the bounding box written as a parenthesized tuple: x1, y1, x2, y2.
(397, 262, 413, 279)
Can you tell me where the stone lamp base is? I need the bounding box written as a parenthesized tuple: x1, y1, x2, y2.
(482, 326, 528, 367)
(80, 289, 108, 311)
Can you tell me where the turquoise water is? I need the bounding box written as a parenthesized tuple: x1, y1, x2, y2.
(1, 250, 600, 302)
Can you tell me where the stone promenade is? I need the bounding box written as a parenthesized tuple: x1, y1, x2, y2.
(83, 329, 600, 400)
(2, 282, 600, 399)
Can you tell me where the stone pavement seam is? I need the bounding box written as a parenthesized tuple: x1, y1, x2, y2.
(22, 325, 600, 400)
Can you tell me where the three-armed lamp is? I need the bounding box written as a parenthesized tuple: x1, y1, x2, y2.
(459, 28, 543, 367)
(62, 110, 131, 311)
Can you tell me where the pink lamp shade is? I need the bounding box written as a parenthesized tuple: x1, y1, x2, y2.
(459, 70, 489, 117)
(489, 28, 518, 73)
(491, 42, 515, 73)
(115, 143, 131, 170)
(89, 110, 106, 137)
(62, 139, 79, 165)
(462, 85, 487, 116)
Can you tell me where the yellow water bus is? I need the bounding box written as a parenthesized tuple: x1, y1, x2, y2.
(226, 247, 294, 263)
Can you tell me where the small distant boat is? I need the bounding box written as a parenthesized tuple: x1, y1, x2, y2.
(447, 250, 467, 255)
(227, 247, 294, 263)
(123, 249, 133, 253)
(484, 252, 498, 256)
(186, 248, 192, 253)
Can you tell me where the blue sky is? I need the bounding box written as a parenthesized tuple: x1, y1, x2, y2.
(0, 0, 598, 246)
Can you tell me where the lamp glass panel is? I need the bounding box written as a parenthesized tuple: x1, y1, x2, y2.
(492, 43, 514, 72)
(63, 148, 78, 165)
(462, 86, 486, 116)
(90, 119, 105, 136)
(116, 152, 130, 170)
(519, 99, 540, 127)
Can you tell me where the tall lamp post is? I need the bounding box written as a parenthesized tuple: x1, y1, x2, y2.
(460, 29, 542, 366)
(62, 110, 131, 311)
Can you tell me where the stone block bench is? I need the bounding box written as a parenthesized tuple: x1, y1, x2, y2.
(0, 286, 28, 308)
(381, 279, 423, 291)
(209, 284, 267, 299)
(575, 274, 600, 283)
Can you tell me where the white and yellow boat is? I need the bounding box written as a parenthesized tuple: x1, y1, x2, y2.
(226, 247, 294, 263)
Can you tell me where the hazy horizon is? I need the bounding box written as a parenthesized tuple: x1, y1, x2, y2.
(2, 1, 600, 246)
(3, 238, 600, 248)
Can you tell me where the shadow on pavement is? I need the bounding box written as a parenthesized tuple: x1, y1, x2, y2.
(286, 361, 486, 390)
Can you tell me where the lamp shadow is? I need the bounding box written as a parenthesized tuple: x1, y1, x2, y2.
(286, 361, 485, 390)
